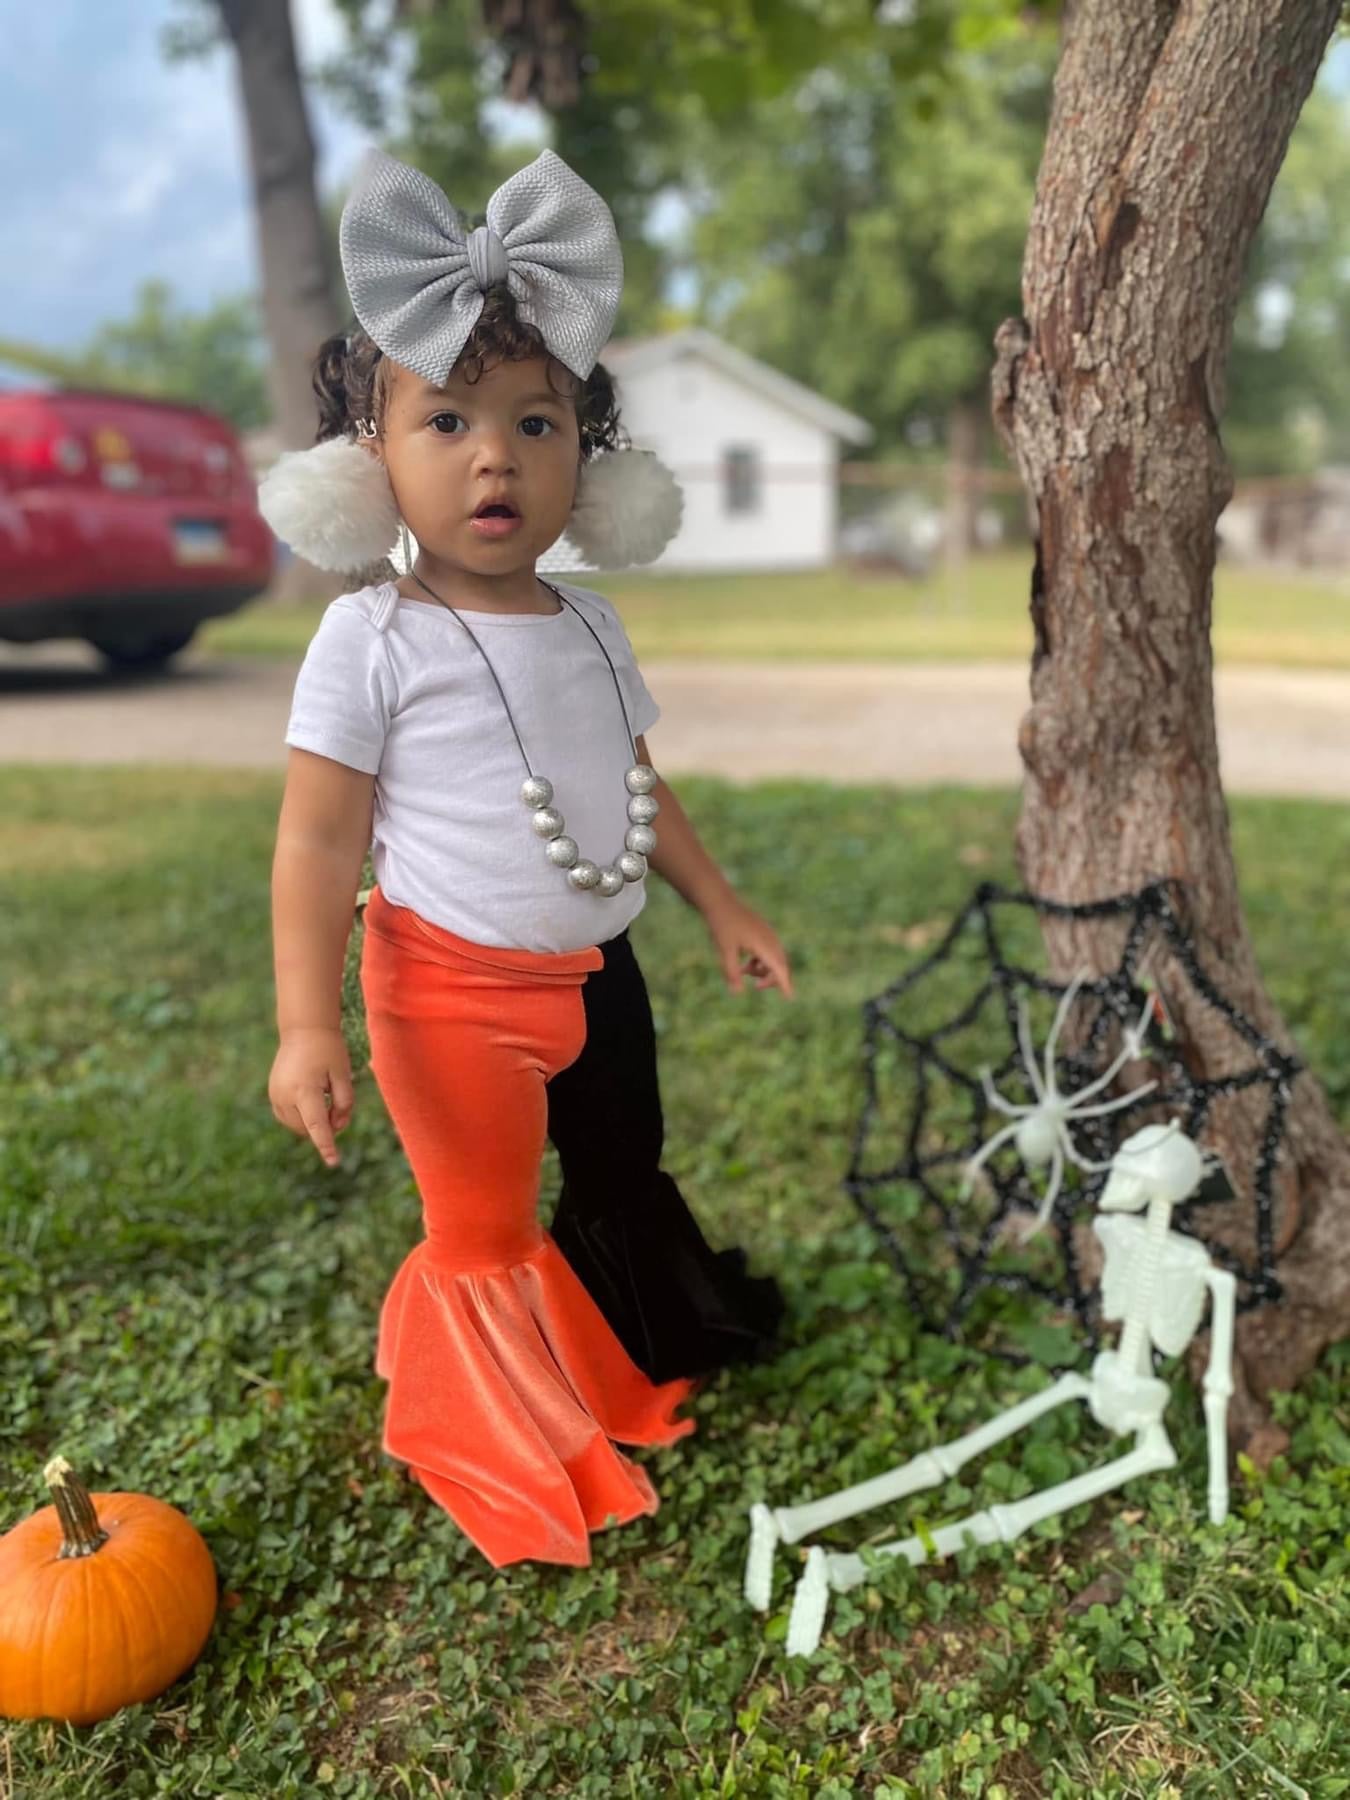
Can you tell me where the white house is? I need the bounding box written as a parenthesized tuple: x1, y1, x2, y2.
(540, 327, 873, 576)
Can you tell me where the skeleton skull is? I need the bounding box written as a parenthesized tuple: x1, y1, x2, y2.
(1098, 1120, 1201, 1211)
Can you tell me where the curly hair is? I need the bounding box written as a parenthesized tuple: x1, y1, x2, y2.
(311, 284, 627, 458)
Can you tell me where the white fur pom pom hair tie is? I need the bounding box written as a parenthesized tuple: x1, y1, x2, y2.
(257, 438, 400, 574)
(566, 448, 683, 568)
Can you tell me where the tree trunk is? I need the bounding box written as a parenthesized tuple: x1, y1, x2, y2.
(481, 0, 587, 109)
(990, 0, 1349, 1451)
(215, 0, 343, 604)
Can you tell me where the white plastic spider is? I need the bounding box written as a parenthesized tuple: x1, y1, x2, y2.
(963, 971, 1159, 1231)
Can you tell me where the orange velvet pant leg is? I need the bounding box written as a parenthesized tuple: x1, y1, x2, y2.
(359, 883, 697, 1568)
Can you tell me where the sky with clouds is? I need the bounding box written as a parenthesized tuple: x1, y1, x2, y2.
(6, 4, 1349, 355)
(6, 0, 463, 350)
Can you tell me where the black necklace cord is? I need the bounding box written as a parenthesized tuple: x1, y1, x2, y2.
(539, 578, 639, 767)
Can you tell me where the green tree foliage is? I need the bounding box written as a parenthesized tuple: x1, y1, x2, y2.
(0, 281, 268, 431)
(681, 32, 1054, 454)
(149, 0, 1350, 464)
(312, 0, 1057, 340)
(1225, 85, 1350, 475)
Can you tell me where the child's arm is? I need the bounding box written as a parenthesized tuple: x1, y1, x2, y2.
(269, 748, 377, 1165)
(637, 736, 794, 998)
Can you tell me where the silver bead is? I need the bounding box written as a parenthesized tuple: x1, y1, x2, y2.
(627, 793, 659, 825)
(597, 866, 626, 897)
(618, 851, 648, 882)
(545, 835, 580, 868)
(625, 823, 657, 856)
(568, 858, 602, 890)
(531, 806, 566, 839)
(521, 775, 554, 808)
(625, 764, 658, 795)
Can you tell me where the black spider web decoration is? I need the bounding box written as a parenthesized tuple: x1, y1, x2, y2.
(845, 879, 1301, 1363)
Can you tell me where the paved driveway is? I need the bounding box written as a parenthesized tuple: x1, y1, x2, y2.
(1, 640, 1348, 798)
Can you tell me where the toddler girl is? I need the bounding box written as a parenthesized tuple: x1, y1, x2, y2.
(264, 147, 791, 1569)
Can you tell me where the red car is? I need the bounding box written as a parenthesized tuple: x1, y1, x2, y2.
(0, 385, 274, 668)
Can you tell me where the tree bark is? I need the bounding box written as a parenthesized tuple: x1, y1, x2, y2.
(990, 0, 1349, 1448)
(215, 0, 343, 603)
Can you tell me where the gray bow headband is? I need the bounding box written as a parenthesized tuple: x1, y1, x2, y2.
(338, 147, 624, 384)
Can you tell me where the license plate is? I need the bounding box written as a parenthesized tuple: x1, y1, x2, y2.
(173, 520, 226, 563)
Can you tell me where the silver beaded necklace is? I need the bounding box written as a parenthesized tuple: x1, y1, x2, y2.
(407, 569, 660, 898)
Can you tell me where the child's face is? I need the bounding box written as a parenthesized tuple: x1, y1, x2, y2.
(378, 350, 581, 575)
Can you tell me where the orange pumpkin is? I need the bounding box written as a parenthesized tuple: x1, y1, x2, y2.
(0, 1455, 218, 1725)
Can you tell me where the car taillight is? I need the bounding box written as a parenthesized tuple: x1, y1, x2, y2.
(0, 431, 89, 484)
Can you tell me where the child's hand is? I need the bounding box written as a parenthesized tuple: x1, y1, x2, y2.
(704, 898, 794, 998)
(269, 1027, 355, 1168)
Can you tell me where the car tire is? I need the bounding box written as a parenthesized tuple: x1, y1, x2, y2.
(87, 626, 198, 669)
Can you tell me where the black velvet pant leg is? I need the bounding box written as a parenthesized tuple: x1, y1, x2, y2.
(545, 927, 785, 1384)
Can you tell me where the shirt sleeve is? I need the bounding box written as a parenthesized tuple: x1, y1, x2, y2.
(283, 600, 396, 775)
(628, 658, 661, 739)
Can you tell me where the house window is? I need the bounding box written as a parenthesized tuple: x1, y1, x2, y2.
(722, 445, 761, 514)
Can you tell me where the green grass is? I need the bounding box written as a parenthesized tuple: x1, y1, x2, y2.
(2, 770, 1348, 1797)
(200, 552, 1350, 668)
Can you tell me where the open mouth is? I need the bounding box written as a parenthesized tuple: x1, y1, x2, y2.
(470, 500, 524, 540)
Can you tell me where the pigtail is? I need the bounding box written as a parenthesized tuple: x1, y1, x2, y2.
(577, 359, 628, 459)
(312, 334, 354, 444)
(311, 327, 388, 445)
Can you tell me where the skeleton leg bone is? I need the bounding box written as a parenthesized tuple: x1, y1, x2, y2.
(786, 1423, 1178, 1656)
(834, 1423, 1178, 1586)
(785, 1546, 832, 1657)
(744, 1372, 1092, 1612)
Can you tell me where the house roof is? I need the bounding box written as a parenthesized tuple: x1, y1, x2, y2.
(601, 326, 874, 447)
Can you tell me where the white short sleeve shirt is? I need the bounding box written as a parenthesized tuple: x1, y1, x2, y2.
(283, 579, 662, 952)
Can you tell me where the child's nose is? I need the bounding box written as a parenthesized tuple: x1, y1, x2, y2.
(472, 430, 518, 475)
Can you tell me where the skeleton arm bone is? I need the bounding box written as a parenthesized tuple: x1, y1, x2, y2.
(1202, 1265, 1237, 1525)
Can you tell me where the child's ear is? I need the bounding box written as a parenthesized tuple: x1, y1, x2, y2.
(353, 417, 382, 460)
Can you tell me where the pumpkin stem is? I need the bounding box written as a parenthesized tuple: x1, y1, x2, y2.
(43, 1455, 110, 1558)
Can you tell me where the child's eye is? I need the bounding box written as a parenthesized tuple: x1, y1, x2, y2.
(520, 416, 556, 438)
(429, 413, 466, 434)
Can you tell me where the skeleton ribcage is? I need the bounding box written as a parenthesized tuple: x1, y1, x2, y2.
(1094, 1215, 1212, 1356)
